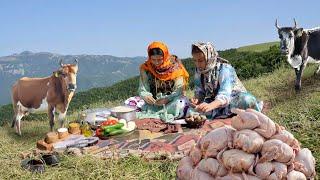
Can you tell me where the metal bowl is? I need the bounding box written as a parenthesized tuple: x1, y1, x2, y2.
(110, 106, 137, 121)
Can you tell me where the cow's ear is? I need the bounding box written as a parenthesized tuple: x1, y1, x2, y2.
(53, 71, 59, 77)
(294, 28, 304, 37)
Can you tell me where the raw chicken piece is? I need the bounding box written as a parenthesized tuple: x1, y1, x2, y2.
(241, 174, 260, 180)
(260, 139, 295, 165)
(219, 149, 256, 173)
(271, 129, 300, 152)
(254, 161, 287, 179)
(217, 173, 260, 180)
(190, 167, 215, 180)
(197, 158, 227, 177)
(198, 126, 235, 158)
(246, 109, 277, 138)
(231, 109, 260, 130)
(216, 173, 242, 180)
(231, 109, 277, 138)
(176, 156, 194, 180)
(287, 170, 307, 180)
(233, 129, 265, 153)
(189, 146, 202, 166)
(293, 148, 316, 178)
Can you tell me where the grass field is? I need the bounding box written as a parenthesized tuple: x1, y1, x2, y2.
(0, 64, 319, 179)
(237, 41, 279, 52)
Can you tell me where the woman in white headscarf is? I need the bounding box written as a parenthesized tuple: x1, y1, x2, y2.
(190, 42, 263, 119)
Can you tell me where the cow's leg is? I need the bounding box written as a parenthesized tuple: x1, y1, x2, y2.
(11, 113, 17, 128)
(294, 68, 299, 77)
(11, 103, 17, 128)
(12, 103, 26, 135)
(314, 64, 320, 75)
(48, 105, 55, 132)
(295, 73, 302, 91)
(295, 63, 307, 91)
(58, 111, 67, 128)
(15, 112, 25, 136)
(294, 68, 300, 91)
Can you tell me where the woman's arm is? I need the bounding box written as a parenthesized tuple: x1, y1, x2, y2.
(138, 69, 156, 104)
(191, 71, 205, 106)
(196, 65, 234, 112)
(196, 99, 224, 112)
(154, 76, 184, 105)
(215, 64, 234, 106)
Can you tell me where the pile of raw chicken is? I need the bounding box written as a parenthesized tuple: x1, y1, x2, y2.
(177, 109, 316, 180)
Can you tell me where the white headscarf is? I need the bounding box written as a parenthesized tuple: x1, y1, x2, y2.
(192, 42, 219, 74)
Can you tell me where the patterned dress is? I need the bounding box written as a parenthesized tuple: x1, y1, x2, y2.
(194, 62, 263, 119)
(137, 70, 188, 122)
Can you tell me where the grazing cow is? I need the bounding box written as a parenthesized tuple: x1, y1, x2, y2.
(11, 59, 79, 135)
(275, 19, 320, 90)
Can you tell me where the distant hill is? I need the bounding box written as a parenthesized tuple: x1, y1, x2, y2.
(68, 44, 285, 113)
(0, 44, 285, 124)
(237, 41, 279, 52)
(0, 51, 145, 105)
(0, 42, 282, 105)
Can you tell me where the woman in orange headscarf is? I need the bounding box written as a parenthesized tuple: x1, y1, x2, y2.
(137, 41, 189, 122)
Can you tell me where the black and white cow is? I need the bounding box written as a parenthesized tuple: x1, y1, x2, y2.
(275, 19, 320, 90)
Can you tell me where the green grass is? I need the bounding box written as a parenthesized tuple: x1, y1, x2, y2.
(0, 103, 178, 180)
(245, 65, 320, 177)
(0, 66, 320, 179)
(237, 41, 279, 52)
(0, 65, 319, 179)
(0, 140, 177, 179)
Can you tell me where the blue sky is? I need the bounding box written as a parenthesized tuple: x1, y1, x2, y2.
(0, 0, 319, 58)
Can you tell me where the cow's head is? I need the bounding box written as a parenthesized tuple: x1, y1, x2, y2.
(54, 59, 79, 92)
(275, 19, 304, 56)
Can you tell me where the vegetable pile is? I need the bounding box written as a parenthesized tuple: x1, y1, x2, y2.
(95, 117, 136, 137)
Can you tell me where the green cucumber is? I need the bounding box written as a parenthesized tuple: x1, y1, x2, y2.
(108, 129, 127, 136)
(104, 127, 116, 134)
(103, 130, 109, 136)
(102, 123, 124, 130)
(103, 123, 125, 135)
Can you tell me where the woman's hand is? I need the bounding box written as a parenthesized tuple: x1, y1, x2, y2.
(190, 98, 199, 107)
(196, 102, 216, 113)
(154, 98, 169, 106)
(195, 100, 224, 113)
(143, 96, 156, 104)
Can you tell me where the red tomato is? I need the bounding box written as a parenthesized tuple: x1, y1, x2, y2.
(95, 128, 103, 136)
(100, 121, 109, 126)
(100, 118, 119, 127)
(110, 120, 118, 125)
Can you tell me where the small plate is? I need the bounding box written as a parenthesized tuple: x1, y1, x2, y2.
(169, 119, 187, 125)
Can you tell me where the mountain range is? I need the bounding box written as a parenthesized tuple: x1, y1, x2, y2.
(0, 51, 145, 105)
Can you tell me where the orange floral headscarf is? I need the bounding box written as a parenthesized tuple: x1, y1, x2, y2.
(140, 41, 189, 88)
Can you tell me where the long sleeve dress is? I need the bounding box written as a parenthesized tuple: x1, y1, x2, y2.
(194, 63, 263, 119)
(137, 69, 188, 122)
